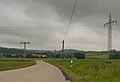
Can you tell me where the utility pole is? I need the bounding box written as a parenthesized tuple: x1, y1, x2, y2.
(20, 42, 30, 58)
(104, 13, 117, 54)
(55, 50, 57, 58)
(62, 40, 64, 58)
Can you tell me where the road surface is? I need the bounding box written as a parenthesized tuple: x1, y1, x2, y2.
(0, 61, 70, 82)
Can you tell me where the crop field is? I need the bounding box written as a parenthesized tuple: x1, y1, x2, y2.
(85, 52, 109, 59)
(45, 59, 120, 82)
(0, 58, 36, 71)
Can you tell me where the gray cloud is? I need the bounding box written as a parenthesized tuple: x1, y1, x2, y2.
(0, 0, 119, 50)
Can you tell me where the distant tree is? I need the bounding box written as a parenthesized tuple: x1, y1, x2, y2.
(55, 54, 60, 58)
(109, 49, 120, 59)
(109, 54, 120, 59)
(73, 52, 85, 59)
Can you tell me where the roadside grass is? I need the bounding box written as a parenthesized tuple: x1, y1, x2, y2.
(45, 59, 120, 82)
(0, 58, 36, 71)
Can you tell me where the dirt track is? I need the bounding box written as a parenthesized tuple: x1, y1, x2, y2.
(0, 61, 70, 82)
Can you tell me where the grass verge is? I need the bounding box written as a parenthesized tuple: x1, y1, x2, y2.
(45, 59, 120, 82)
(0, 58, 36, 71)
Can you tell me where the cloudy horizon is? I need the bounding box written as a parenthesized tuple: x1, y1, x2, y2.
(0, 0, 120, 51)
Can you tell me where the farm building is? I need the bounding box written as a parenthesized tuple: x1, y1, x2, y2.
(32, 54, 47, 58)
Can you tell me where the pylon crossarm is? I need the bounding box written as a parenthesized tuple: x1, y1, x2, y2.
(104, 23, 109, 27)
(110, 21, 116, 25)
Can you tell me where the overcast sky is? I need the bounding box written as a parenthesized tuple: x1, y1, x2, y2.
(0, 0, 120, 51)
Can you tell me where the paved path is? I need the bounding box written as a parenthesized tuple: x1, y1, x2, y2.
(0, 61, 70, 82)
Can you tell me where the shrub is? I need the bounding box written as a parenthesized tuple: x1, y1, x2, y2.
(109, 54, 120, 59)
(73, 52, 85, 59)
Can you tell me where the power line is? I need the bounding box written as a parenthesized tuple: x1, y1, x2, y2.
(0, 25, 103, 27)
(64, 0, 78, 40)
(61, 0, 78, 58)
(0, 25, 104, 30)
(0, 26, 105, 32)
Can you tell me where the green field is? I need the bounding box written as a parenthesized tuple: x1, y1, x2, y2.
(45, 59, 120, 82)
(0, 58, 36, 71)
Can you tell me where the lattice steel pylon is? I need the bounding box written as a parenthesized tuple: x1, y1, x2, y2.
(104, 13, 117, 52)
(20, 42, 30, 58)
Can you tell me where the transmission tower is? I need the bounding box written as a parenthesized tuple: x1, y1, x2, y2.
(104, 13, 117, 52)
(20, 42, 30, 58)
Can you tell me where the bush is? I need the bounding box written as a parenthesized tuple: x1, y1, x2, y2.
(109, 54, 120, 59)
(73, 52, 85, 59)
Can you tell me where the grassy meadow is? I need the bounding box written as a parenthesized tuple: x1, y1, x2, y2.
(45, 59, 120, 82)
(0, 58, 36, 71)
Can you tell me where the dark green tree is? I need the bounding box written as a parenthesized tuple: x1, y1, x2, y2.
(73, 52, 85, 59)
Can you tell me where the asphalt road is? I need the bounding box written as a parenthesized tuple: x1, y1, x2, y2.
(0, 61, 70, 82)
